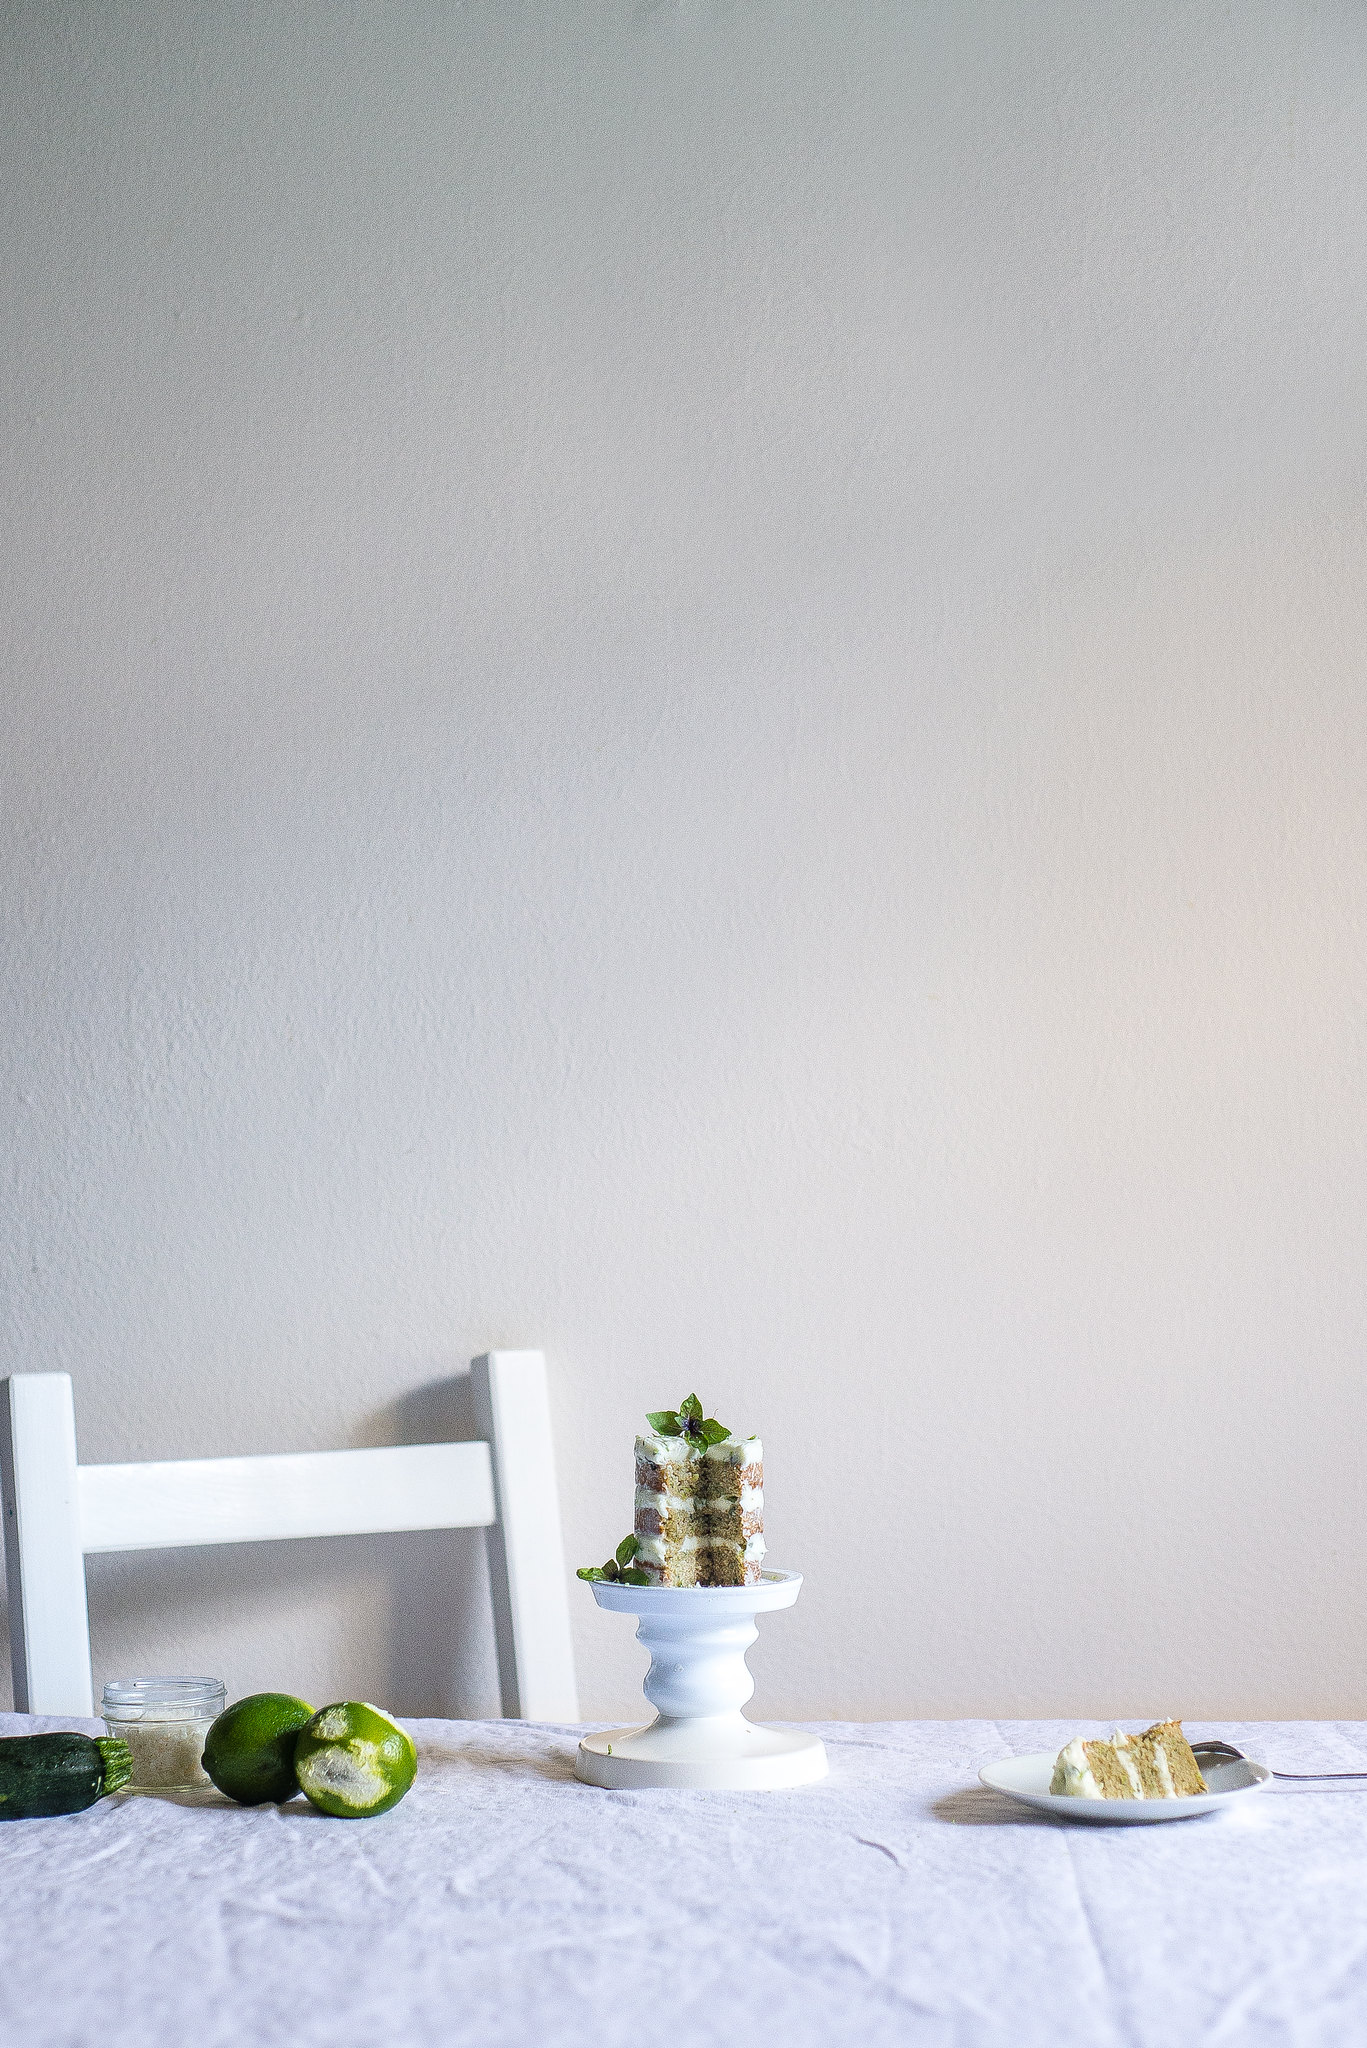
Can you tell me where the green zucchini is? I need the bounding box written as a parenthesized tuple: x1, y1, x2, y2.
(0, 1733, 133, 1819)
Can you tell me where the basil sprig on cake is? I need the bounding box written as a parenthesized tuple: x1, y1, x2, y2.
(645, 1392, 732, 1449)
(577, 1533, 652, 1585)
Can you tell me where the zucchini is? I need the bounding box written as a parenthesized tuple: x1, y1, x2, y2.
(0, 1733, 133, 1819)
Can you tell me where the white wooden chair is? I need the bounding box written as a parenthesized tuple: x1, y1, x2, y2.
(0, 1350, 579, 1722)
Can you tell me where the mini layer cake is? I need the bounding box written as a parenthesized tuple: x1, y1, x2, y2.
(634, 1431, 765, 1586)
(1050, 1721, 1207, 1800)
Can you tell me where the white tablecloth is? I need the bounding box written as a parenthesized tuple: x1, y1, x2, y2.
(6, 1713, 1367, 2046)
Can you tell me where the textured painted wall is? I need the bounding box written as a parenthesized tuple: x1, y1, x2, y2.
(3, 0, 1366, 1722)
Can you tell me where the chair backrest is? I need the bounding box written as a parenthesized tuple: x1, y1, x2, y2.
(0, 1350, 579, 1722)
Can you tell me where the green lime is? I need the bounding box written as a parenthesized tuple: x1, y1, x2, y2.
(294, 1701, 417, 1819)
(203, 1692, 314, 1805)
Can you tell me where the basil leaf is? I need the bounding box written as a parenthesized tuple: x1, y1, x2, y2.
(615, 1533, 640, 1566)
(700, 1418, 730, 1446)
(679, 1393, 703, 1422)
(619, 1567, 652, 1586)
(603, 1558, 620, 1580)
(577, 1566, 606, 1581)
(645, 1411, 679, 1434)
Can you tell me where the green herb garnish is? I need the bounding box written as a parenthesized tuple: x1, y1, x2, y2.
(577, 1533, 651, 1586)
(644, 1392, 731, 1450)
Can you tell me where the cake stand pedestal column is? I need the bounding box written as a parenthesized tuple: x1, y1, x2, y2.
(575, 1569, 827, 1791)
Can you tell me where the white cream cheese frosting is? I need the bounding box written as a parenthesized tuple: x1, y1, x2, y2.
(635, 1433, 696, 1464)
(635, 1433, 763, 1465)
(709, 1485, 763, 1513)
(1050, 1738, 1102, 1798)
(1147, 1737, 1176, 1798)
(633, 1532, 702, 1563)
(1110, 1734, 1144, 1798)
(705, 1435, 762, 1465)
(634, 1484, 763, 1518)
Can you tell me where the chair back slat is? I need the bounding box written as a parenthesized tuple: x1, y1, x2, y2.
(78, 1441, 497, 1554)
(1, 1354, 578, 1723)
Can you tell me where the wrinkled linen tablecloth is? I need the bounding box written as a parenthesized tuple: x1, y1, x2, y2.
(5, 1713, 1367, 2047)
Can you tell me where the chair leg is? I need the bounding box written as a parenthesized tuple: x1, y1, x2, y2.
(0, 1375, 95, 1716)
(471, 1352, 580, 1723)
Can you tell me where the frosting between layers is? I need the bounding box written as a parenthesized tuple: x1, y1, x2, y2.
(634, 1484, 763, 1517)
(1111, 1737, 1144, 1798)
(1146, 1736, 1176, 1798)
(635, 1533, 702, 1559)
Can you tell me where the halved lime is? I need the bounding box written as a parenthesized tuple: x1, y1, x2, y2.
(203, 1692, 315, 1804)
(294, 1701, 417, 1818)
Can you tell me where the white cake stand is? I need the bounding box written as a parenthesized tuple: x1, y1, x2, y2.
(575, 1567, 828, 1791)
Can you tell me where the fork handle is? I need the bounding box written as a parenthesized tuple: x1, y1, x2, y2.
(1191, 1742, 1367, 1781)
(1271, 1769, 1367, 1781)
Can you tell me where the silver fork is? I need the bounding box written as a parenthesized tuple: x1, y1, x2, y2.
(1192, 1739, 1367, 1782)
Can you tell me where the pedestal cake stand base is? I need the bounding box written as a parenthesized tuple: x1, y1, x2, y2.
(576, 1715, 827, 1791)
(575, 1569, 827, 1791)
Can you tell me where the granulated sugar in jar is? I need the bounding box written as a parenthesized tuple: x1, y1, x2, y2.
(101, 1677, 226, 1790)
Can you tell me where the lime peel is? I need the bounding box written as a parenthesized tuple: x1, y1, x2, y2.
(203, 1693, 315, 1806)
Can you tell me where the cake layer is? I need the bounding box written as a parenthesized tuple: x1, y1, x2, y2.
(635, 1436, 762, 1490)
(636, 1453, 702, 1498)
(633, 1529, 767, 1567)
(636, 1551, 764, 1588)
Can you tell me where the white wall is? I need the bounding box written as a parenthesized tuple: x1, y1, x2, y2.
(3, 0, 1366, 1724)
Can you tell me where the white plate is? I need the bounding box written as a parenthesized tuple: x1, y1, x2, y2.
(979, 1749, 1272, 1823)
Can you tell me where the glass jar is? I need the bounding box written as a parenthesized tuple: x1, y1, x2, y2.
(101, 1676, 226, 1790)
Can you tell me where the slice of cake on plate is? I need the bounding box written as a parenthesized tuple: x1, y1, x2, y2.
(1051, 1721, 1207, 1799)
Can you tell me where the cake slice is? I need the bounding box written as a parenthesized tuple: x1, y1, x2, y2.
(1050, 1721, 1208, 1799)
(633, 1396, 765, 1586)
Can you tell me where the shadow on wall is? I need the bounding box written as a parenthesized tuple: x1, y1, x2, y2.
(365, 1369, 502, 1717)
(0, 1373, 503, 1719)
